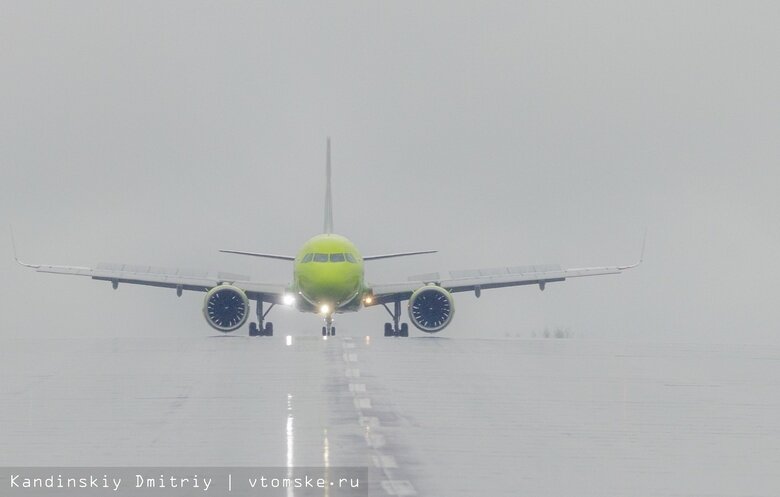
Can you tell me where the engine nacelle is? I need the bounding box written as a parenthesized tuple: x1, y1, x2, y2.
(203, 284, 249, 332)
(408, 284, 455, 333)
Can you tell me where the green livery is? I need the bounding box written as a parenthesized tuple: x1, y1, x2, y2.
(15, 138, 638, 338)
(293, 233, 366, 314)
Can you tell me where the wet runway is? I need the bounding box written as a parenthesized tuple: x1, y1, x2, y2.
(2, 334, 780, 496)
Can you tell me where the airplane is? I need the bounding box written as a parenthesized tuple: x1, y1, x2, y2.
(14, 139, 642, 337)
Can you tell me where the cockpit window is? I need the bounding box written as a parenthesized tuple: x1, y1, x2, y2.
(305, 252, 356, 263)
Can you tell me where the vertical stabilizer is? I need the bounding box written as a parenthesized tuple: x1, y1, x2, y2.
(324, 137, 334, 234)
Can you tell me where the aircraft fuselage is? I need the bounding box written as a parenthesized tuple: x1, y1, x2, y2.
(293, 234, 365, 314)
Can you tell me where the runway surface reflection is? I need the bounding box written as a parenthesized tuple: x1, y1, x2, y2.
(2, 334, 780, 496)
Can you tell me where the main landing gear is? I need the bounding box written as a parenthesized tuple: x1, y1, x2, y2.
(382, 300, 409, 337)
(249, 298, 274, 337)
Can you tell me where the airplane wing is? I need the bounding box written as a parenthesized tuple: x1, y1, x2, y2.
(16, 260, 289, 304)
(368, 261, 640, 305)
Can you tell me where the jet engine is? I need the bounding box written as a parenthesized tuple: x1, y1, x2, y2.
(203, 284, 249, 332)
(408, 284, 455, 333)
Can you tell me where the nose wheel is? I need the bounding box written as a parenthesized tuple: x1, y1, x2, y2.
(322, 315, 336, 336)
(382, 300, 409, 337)
(249, 298, 274, 337)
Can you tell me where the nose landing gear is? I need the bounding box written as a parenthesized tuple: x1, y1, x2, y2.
(322, 314, 336, 336)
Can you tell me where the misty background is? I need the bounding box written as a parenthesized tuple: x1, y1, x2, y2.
(1, 1, 778, 342)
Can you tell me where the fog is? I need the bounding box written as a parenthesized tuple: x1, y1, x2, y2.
(2, 2, 778, 342)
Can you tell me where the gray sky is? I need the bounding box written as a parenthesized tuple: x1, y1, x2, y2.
(2, 1, 778, 342)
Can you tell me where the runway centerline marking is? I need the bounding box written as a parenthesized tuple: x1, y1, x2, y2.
(380, 480, 417, 496)
(359, 416, 380, 428)
(372, 454, 398, 468)
(365, 433, 386, 448)
(337, 337, 414, 494)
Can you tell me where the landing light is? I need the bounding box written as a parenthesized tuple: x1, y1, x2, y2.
(283, 294, 295, 306)
(364, 296, 373, 305)
(320, 304, 330, 314)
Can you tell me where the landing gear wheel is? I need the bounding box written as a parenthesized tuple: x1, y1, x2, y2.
(252, 299, 276, 337)
(321, 315, 335, 337)
(382, 301, 408, 337)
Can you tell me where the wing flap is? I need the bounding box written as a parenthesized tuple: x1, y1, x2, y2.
(27, 262, 288, 300)
(370, 263, 629, 304)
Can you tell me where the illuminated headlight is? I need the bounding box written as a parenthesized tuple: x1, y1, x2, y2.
(320, 304, 331, 314)
(283, 294, 295, 306)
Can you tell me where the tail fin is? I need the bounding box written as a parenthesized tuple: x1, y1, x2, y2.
(324, 137, 334, 234)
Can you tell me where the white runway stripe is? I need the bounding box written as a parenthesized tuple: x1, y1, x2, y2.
(372, 454, 398, 468)
(380, 480, 417, 496)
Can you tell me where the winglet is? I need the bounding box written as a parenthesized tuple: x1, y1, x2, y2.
(10, 226, 39, 268)
(618, 229, 646, 270)
(323, 137, 334, 234)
